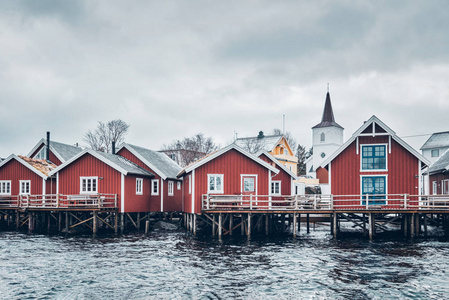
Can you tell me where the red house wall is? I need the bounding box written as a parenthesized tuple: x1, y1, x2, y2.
(0, 159, 44, 196)
(31, 144, 63, 166)
(117, 147, 183, 212)
(430, 173, 449, 194)
(190, 149, 271, 214)
(316, 167, 329, 184)
(258, 154, 292, 195)
(331, 136, 420, 208)
(182, 173, 192, 213)
(124, 175, 152, 212)
(57, 153, 122, 210)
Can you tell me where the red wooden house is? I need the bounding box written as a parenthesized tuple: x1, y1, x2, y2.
(256, 150, 298, 197)
(319, 115, 430, 209)
(27, 132, 82, 166)
(48, 149, 154, 213)
(429, 149, 449, 195)
(177, 144, 279, 214)
(0, 154, 57, 203)
(117, 143, 183, 212)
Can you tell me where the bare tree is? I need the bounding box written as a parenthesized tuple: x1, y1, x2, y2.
(239, 138, 265, 154)
(84, 119, 130, 153)
(161, 133, 219, 167)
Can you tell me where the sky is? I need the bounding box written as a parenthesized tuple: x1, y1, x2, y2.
(1, 0, 448, 158)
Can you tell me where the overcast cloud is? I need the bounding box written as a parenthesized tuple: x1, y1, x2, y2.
(1, 0, 448, 158)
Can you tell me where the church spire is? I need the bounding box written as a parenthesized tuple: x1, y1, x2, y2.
(312, 90, 343, 129)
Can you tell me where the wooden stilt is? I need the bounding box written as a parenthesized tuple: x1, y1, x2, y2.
(424, 214, 428, 236)
(47, 212, 51, 232)
(368, 213, 373, 240)
(404, 214, 408, 237)
(411, 213, 415, 239)
(218, 213, 222, 238)
(247, 214, 251, 239)
(136, 213, 141, 230)
(145, 221, 150, 235)
(28, 212, 33, 232)
(415, 214, 420, 236)
(265, 214, 269, 236)
(16, 211, 19, 230)
(93, 211, 98, 234)
(58, 212, 62, 232)
(229, 214, 233, 236)
(120, 213, 125, 233)
(114, 212, 118, 233)
(212, 214, 216, 236)
(241, 214, 245, 235)
(333, 213, 337, 239)
(193, 214, 197, 235)
(293, 213, 297, 238)
(280, 214, 285, 232)
(306, 214, 310, 233)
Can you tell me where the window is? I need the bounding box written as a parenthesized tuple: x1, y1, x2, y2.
(271, 181, 281, 195)
(34, 147, 46, 160)
(168, 181, 174, 196)
(320, 132, 325, 142)
(177, 182, 181, 190)
(433, 181, 438, 195)
(362, 176, 386, 204)
(444, 180, 449, 195)
(283, 148, 288, 155)
(20, 180, 31, 195)
(136, 178, 143, 195)
(431, 149, 439, 157)
(362, 145, 386, 170)
(243, 177, 255, 192)
(151, 179, 159, 195)
(80, 177, 97, 194)
(0, 181, 11, 195)
(208, 174, 224, 193)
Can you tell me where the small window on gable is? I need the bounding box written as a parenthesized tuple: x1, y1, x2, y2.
(20, 180, 31, 195)
(168, 181, 174, 196)
(431, 149, 439, 157)
(136, 178, 143, 195)
(34, 147, 46, 160)
(320, 133, 325, 142)
(0, 181, 11, 195)
(151, 179, 159, 196)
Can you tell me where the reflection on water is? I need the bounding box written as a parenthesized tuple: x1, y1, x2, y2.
(1, 225, 449, 299)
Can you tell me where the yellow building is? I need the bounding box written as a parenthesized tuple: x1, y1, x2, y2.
(234, 131, 298, 174)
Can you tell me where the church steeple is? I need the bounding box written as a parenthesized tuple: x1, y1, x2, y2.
(312, 91, 343, 129)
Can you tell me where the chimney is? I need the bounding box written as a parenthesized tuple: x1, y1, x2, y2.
(112, 141, 116, 155)
(257, 131, 264, 139)
(46, 131, 50, 161)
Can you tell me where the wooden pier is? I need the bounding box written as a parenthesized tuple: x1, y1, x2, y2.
(183, 193, 449, 240)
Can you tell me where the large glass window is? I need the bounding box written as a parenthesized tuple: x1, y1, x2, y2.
(80, 177, 97, 194)
(362, 145, 386, 170)
(208, 174, 223, 193)
(0, 181, 11, 195)
(362, 176, 386, 204)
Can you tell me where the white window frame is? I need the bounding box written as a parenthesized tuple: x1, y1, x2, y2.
(240, 174, 258, 194)
(168, 181, 174, 196)
(177, 181, 181, 190)
(34, 147, 47, 160)
(80, 177, 98, 194)
(19, 180, 31, 195)
(360, 143, 388, 172)
(151, 179, 159, 196)
(136, 178, 143, 195)
(271, 181, 281, 195)
(360, 175, 388, 203)
(207, 174, 224, 194)
(431, 149, 440, 157)
(0, 181, 11, 195)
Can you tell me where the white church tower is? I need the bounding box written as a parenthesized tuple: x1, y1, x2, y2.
(307, 91, 344, 178)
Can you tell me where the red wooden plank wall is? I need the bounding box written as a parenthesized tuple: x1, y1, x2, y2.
(124, 175, 152, 212)
(0, 159, 43, 195)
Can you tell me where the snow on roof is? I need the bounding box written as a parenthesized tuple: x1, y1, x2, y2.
(234, 134, 283, 153)
(429, 149, 449, 174)
(123, 144, 182, 179)
(421, 131, 449, 150)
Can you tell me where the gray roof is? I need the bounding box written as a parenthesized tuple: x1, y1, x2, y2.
(126, 144, 182, 179)
(429, 149, 449, 174)
(234, 135, 283, 153)
(50, 140, 83, 162)
(312, 92, 343, 129)
(421, 131, 449, 150)
(96, 151, 154, 177)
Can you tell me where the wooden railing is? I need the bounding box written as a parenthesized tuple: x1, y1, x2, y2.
(0, 194, 117, 209)
(202, 194, 449, 211)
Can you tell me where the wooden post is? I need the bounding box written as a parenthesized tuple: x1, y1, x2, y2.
(265, 214, 269, 236)
(218, 213, 222, 239)
(58, 212, 62, 232)
(280, 214, 285, 232)
(136, 213, 141, 230)
(65, 212, 69, 233)
(47, 212, 51, 232)
(415, 214, 420, 236)
(247, 214, 251, 239)
(411, 213, 415, 239)
(298, 213, 301, 233)
(114, 212, 118, 233)
(363, 213, 367, 236)
(193, 214, 197, 235)
(368, 213, 373, 240)
(16, 211, 19, 230)
(145, 221, 150, 235)
(212, 214, 216, 236)
(293, 213, 297, 238)
(93, 211, 98, 234)
(241, 214, 245, 235)
(404, 214, 408, 237)
(229, 214, 233, 236)
(306, 214, 310, 233)
(28, 212, 33, 232)
(120, 213, 125, 233)
(333, 213, 337, 239)
(424, 214, 428, 236)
